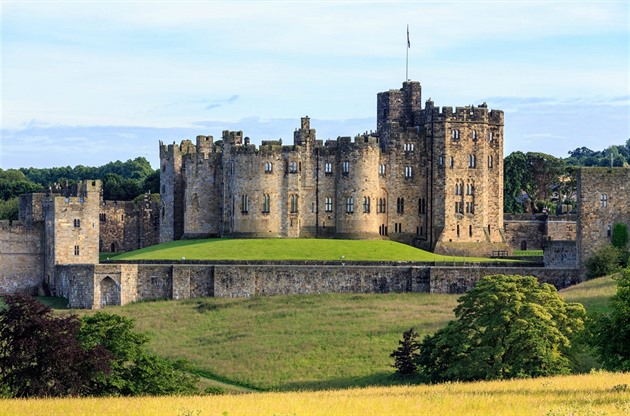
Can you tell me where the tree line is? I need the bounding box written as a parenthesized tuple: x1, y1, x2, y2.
(0, 157, 159, 220)
(505, 140, 629, 214)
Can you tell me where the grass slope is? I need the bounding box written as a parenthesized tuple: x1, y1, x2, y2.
(3, 372, 629, 416)
(109, 238, 513, 262)
(58, 276, 617, 392)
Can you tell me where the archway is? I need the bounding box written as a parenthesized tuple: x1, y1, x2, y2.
(521, 240, 527, 251)
(100, 276, 120, 307)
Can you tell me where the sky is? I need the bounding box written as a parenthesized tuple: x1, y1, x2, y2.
(1, 0, 628, 169)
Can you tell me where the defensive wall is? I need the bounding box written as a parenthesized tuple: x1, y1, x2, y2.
(58, 261, 576, 309)
(503, 214, 576, 251)
(0, 220, 44, 294)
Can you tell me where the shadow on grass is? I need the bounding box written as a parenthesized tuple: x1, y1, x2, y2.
(275, 371, 429, 392)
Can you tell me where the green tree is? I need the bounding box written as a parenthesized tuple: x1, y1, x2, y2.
(390, 327, 420, 375)
(0, 197, 19, 221)
(585, 244, 622, 279)
(0, 295, 111, 398)
(78, 313, 199, 396)
(415, 275, 586, 382)
(587, 268, 630, 371)
(503, 151, 531, 213)
(611, 223, 629, 250)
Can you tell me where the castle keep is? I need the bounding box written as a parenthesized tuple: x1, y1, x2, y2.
(160, 81, 508, 256)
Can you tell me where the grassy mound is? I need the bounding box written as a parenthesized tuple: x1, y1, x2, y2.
(109, 238, 511, 262)
(57, 276, 616, 392)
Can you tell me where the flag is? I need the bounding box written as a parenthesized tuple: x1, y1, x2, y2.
(407, 25, 410, 48)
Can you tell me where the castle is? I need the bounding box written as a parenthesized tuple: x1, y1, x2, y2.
(160, 81, 508, 256)
(0, 80, 628, 309)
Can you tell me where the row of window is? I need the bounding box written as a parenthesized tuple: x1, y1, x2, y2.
(438, 154, 493, 169)
(261, 161, 417, 178)
(239, 195, 430, 215)
(454, 181, 475, 196)
(451, 129, 496, 142)
(454, 201, 475, 215)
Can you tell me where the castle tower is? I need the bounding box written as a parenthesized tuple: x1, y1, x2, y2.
(43, 180, 101, 292)
(377, 81, 422, 135)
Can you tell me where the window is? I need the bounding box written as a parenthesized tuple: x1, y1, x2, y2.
(262, 194, 270, 213)
(342, 161, 350, 174)
(469, 225, 473, 237)
(457, 224, 460, 238)
(363, 196, 370, 213)
(418, 198, 426, 214)
(449, 157, 454, 168)
(489, 131, 494, 142)
(394, 223, 403, 233)
(290, 194, 298, 213)
(73, 219, 81, 228)
(324, 162, 333, 174)
(379, 164, 386, 176)
(99, 213, 106, 222)
(325, 197, 333, 212)
(396, 197, 404, 214)
(74, 245, 80, 256)
(264, 162, 273, 173)
(472, 130, 477, 141)
(466, 183, 474, 195)
(600, 194, 608, 207)
(438, 156, 445, 167)
(289, 161, 298, 173)
(488, 155, 493, 169)
(241, 194, 249, 214)
(404, 143, 415, 151)
(378, 198, 387, 213)
(379, 224, 388, 236)
(455, 201, 463, 214)
(451, 129, 460, 140)
(346, 196, 354, 213)
(405, 166, 413, 178)
(455, 183, 462, 196)
(468, 154, 476, 168)
(607, 225, 612, 237)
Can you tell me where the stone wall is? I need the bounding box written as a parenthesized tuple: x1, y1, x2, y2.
(429, 266, 580, 294)
(577, 167, 630, 270)
(544, 240, 577, 269)
(100, 199, 160, 253)
(0, 221, 44, 294)
(503, 215, 577, 252)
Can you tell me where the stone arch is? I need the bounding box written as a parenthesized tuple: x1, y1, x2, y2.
(521, 240, 527, 251)
(100, 276, 120, 308)
(111, 242, 118, 253)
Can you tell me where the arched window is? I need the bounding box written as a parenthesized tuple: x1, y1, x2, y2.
(363, 196, 370, 213)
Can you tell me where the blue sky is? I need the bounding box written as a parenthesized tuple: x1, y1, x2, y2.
(1, 1, 628, 169)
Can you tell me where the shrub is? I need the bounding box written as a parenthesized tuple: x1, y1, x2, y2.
(390, 327, 420, 375)
(611, 223, 629, 250)
(585, 244, 622, 279)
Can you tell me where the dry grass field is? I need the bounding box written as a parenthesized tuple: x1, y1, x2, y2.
(1, 371, 628, 416)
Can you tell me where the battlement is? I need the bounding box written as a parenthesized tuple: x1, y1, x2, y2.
(427, 105, 504, 124)
(223, 130, 244, 146)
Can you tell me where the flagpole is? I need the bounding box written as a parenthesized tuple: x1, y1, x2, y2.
(406, 24, 410, 81)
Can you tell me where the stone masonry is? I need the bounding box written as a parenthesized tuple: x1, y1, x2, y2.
(160, 81, 509, 256)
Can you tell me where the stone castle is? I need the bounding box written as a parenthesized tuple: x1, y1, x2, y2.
(0, 80, 628, 308)
(160, 81, 507, 256)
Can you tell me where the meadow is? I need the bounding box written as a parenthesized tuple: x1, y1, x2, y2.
(109, 238, 519, 263)
(2, 371, 628, 416)
(54, 275, 616, 392)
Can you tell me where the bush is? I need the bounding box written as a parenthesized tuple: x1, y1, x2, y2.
(390, 327, 420, 376)
(585, 245, 622, 279)
(587, 268, 630, 372)
(611, 223, 629, 250)
(414, 275, 586, 382)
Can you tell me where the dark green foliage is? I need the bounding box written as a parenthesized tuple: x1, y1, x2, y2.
(390, 327, 420, 375)
(611, 223, 629, 250)
(566, 143, 630, 167)
(415, 275, 586, 382)
(18, 157, 155, 201)
(78, 313, 199, 396)
(587, 268, 630, 371)
(585, 245, 622, 279)
(0, 197, 19, 221)
(0, 169, 44, 201)
(0, 295, 111, 398)
(503, 151, 531, 213)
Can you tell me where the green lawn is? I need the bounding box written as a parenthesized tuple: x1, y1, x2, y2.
(108, 238, 514, 263)
(55, 275, 615, 392)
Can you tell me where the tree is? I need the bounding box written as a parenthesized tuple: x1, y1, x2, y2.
(587, 268, 630, 371)
(78, 313, 199, 396)
(503, 151, 531, 213)
(612, 223, 629, 250)
(415, 275, 586, 382)
(585, 244, 622, 279)
(391, 327, 420, 375)
(0, 295, 111, 398)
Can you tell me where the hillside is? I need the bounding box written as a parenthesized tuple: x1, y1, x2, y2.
(108, 238, 514, 262)
(59, 275, 616, 392)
